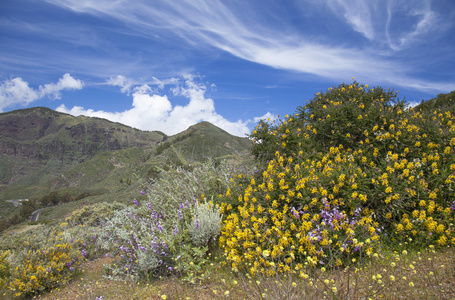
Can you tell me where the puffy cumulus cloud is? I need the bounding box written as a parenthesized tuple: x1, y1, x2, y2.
(254, 112, 277, 123)
(57, 75, 251, 137)
(38, 73, 84, 99)
(0, 73, 83, 112)
(0, 77, 38, 112)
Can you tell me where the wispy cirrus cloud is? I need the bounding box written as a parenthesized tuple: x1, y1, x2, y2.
(326, 0, 377, 40)
(0, 73, 83, 112)
(42, 0, 454, 93)
(325, 0, 438, 50)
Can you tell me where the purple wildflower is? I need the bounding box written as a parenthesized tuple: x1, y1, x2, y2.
(157, 222, 164, 231)
(195, 217, 200, 229)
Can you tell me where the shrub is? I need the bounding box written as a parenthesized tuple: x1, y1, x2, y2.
(65, 202, 125, 227)
(221, 81, 455, 276)
(8, 239, 83, 297)
(187, 200, 223, 247)
(97, 160, 240, 282)
(0, 250, 11, 289)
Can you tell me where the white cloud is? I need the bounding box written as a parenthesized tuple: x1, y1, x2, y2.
(43, 0, 454, 93)
(0, 73, 83, 112)
(388, 2, 436, 50)
(406, 101, 421, 108)
(0, 77, 39, 112)
(326, 0, 437, 51)
(106, 75, 175, 94)
(254, 112, 277, 123)
(57, 75, 251, 137)
(327, 0, 376, 40)
(39, 73, 84, 99)
(106, 75, 134, 94)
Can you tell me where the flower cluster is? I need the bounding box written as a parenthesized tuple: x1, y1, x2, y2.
(221, 81, 455, 275)
(1, 227, 85, 298)
(97, 160, 237, 282)
(98, 197, 218, 280)
(8, 242, 83, 297)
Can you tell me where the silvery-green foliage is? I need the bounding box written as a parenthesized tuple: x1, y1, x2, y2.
(97, 159, 248, 280)
(98, 206, 172, 280)
(187, 200, 223, 247)
(144, 158, 248, 212)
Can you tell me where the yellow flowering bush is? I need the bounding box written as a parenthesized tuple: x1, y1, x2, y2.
(0, 221, 87, 297)
(9, 242, 83, 297)
(221, 81, 455, 275)
(0, 250, 11, 289)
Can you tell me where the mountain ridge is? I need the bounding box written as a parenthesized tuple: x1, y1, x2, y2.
(0, 107, 252, 221)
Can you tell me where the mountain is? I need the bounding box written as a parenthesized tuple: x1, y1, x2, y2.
(0, 107, 252, 221)
(0, 106, 165, 162)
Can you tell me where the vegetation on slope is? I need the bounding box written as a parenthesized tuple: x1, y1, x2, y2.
(0, 108, 252, 230)
(0, 82, 454, 299)
(221, 81, 455, 276)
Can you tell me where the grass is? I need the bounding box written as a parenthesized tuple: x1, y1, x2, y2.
(0, 223, 43, 236)
(2, 243, 452, 299)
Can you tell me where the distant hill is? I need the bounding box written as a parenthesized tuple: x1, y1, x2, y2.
(0, 106, 165, 162)
(414, 90, 455, 112)
(0, 107, 252, 221)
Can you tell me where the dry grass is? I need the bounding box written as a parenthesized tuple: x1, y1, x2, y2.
(1, 245, 451, 300)
(0, 223, 43, 237)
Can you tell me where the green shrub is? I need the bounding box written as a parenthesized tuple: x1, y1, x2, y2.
(65, 202, 125, 227)
(221, 81, 455, 276)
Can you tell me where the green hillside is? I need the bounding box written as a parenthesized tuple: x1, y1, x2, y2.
(0, 107, 252, 222)
(415, 90, 455, 112)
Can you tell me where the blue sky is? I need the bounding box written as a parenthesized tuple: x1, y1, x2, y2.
(1, 0, 454, 136)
